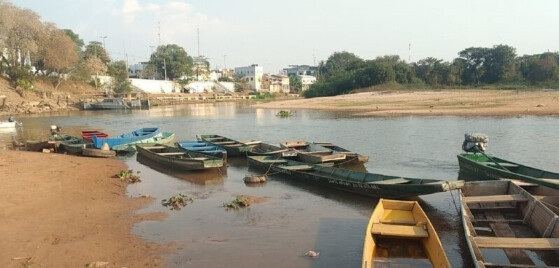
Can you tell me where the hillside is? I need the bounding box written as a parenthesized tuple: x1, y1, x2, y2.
(0, 77, 99, 116)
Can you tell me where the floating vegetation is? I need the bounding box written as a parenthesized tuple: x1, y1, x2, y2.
(162, 193, 194, 210)
(116, 169, 141, 183)
(276, 110, 293, 118)
(223, 195, 251, 209)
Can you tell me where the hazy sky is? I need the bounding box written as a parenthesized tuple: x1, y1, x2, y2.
(13, 0, 559, 73)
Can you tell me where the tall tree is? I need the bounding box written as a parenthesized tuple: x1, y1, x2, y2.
(458, 47, 489, 85)
(40, 26, 79, 88)
(84, 41, 110, 64)
(108, 61, 131, 93)
(63, 29, 84, 56)
(482, 44, 517, 83)
(319, 51, 363, 79)
(151, 44, 193, 80)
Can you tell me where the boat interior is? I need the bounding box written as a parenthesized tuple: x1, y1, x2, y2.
(461, 180, 559, 267)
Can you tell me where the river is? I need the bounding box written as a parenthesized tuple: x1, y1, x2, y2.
(1, 102, 558, 267)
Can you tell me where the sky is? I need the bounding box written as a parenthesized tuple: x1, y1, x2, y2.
(12, 0, 559, 74)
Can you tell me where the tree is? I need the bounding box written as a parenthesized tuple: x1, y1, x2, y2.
(0, 1, 45, 83)
(63, 29, 84, 57)
(458, 47, 489, 85)
(319, 51, 363, 79)
(40, 27, 79, 88)
(108, 61, 131, 94)
(84, 56, 108, 89)
(289, 75, 302, 93)
(482, 45, 517, 83)
(150, 44, 193, 80)
(84, 41, 110, 64)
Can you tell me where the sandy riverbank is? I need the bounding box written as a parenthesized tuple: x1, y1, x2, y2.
(0, 151, 167, 267)
(253, 90, 559, 116)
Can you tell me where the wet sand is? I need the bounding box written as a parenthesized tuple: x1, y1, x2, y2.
(0, 151, 167, 267)
(253, 90, 559, 116)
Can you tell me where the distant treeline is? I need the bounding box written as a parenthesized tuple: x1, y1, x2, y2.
(304, 46, 559, 98)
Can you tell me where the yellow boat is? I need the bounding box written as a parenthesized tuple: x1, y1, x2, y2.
(362, 199, 451, 268)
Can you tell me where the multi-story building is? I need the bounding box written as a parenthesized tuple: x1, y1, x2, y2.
(282, 65, 317, 76)
(299, 75, 317, 91)
(234, 64, 263, 91)
(262, 74, 290, 93)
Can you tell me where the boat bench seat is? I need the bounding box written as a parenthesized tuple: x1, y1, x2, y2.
(474, 237, 559, 249)
(371, 223, 428, 238)
(463, 194, 528, 204)
(213, 141, 237, 145)
(485, 163, 519, 168)
(157, 152, 186, 156)
(142, 146, 167, 149)
(369, 178, 410, 185)
(280, 165, 314, 171)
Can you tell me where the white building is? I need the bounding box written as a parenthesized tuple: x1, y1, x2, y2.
(299, 75, 317, 91)
(234, 64, 263, 91)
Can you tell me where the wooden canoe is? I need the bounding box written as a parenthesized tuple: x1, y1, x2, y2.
(92, 127, 160, 149)
(457, 153, 559, 189)
(313, 142, 370, 163)
(247, 155, 464, 198)
(82, 147, 116, 158)
(199, 134, 255, 157)
(247, 142, 295, 157)
(280, 140, 347, 164)
(460, 180, 559, 267)
(363, 199, 450, 268)
(136, 143, 223, 171)
(111, 132, 175, 152)
(81, 130, 109, 141)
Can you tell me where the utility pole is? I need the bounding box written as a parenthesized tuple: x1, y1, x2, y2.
(163, 58, 167, 80)
(100, 36, 108, 51)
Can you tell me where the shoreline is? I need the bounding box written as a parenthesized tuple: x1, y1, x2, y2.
(0, 151, 168, 267)
(252, 90, 559, 116)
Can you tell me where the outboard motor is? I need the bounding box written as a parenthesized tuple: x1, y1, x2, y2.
(462, 133, 488, 153)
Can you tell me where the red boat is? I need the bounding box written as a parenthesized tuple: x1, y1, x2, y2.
(81, 130, 109, 141)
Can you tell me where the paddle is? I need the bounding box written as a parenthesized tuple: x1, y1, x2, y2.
(475, 145, 510, 172)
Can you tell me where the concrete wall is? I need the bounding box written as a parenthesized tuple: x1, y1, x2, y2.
(130, 79, 180, 93)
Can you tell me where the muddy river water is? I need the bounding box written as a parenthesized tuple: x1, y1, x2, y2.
(2, 102, 558, 267)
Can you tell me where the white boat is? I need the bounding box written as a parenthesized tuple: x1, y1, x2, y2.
(0, 121, 22, 128)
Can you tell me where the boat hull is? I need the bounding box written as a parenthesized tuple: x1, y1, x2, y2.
(458, 153, 559, 190)
(363, 199, 450, 268)
(200, 134, 253, 157)
(247, 156, 463, 198)
(137, 144, 223, 171)
(92, 127, 160, 149)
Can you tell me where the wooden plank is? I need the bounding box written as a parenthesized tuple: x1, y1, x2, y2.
(507, 179, 539, 187)
(213, 141, 237, 145)
(471, 219, 525, 224)
(469, 206, 517, 211)
(484, 263, 559, 268)
(156, 152, 186, 156)
(371, 223, 428, 238)
(281, 165, 314, 171)
(370, 178, 410, 185)
(475, 237, 559, 249)
(141, 146, 167, 149)
(485, 211, 534, 265)
(464, 194, 528, 204)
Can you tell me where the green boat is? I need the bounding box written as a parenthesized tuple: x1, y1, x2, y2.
(247, 155, 464, 198)
(136, 143, 224, 171)
(199, 134, 258, 157)
(58, 137, 94, 154)
(112, 132, 175, 152)
(457, 153, 559, 190)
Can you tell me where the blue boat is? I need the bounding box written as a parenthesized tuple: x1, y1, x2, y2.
(176, 140, 228, 165)
(92, 127, 160, 149)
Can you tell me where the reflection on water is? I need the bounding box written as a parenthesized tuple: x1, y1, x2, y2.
(3, 103, 559, 267)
